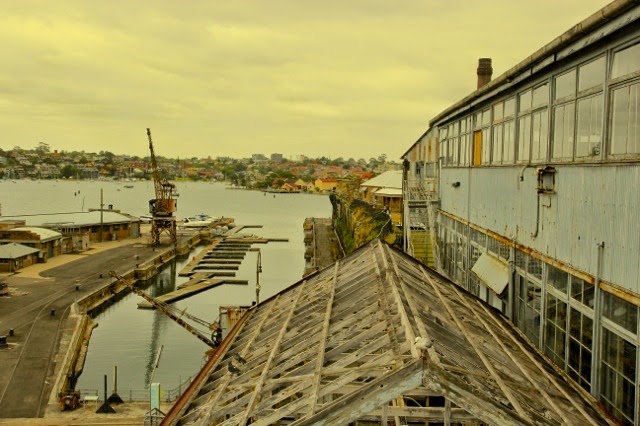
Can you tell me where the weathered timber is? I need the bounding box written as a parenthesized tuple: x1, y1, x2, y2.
(137, 277, 248, 308)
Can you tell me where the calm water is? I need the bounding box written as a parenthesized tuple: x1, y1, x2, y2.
(0, 179, 331, 394)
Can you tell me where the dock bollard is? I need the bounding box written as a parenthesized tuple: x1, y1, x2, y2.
(9, 328, 14, 336)
(50, 309, 55, 316)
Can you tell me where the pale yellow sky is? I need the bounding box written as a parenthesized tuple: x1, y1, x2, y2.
(1, 0, 609, 160)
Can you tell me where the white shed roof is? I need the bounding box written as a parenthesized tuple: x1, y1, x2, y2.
(9, 227, 62, 242)
(360, 170, 402, 189)
(0, 243, 40, 259)
(13, 211, 135, 228)
(374, 187, 403, 197)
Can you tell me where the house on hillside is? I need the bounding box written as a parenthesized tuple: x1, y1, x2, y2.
(360, 170, 403, 224)
(313, 178, 337, 192)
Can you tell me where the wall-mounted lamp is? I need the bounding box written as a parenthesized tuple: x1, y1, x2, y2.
(451, 181, 461, 188)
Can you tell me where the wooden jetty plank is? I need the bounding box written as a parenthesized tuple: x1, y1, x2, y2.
(195, 264, 239, 270)
(137, 277, 249, 309)
(191, 270, 236, 277)
(205, 254, 245, 259)
(179, 238, 224, 276)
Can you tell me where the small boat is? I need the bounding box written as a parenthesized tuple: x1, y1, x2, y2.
(178, 214, 220, 229)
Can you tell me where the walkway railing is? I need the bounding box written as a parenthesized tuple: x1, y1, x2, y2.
(78, 375, 194, 404)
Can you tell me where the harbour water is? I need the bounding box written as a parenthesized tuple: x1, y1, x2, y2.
(0, 179, 331, 395)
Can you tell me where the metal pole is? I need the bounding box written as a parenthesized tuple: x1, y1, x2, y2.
(149, 345, 164, 411)
(256, 250, 262, 304)
(100, 188, 104, 242)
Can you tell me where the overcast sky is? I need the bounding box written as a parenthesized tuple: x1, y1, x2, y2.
(2, 0, 609, 161)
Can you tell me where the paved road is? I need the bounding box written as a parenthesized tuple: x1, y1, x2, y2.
(0, 240, 167, 419)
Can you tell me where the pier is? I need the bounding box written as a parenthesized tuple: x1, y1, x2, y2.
(136, 276, 248, 308)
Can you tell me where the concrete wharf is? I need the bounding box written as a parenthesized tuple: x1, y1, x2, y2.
(0, 219, 302, 424)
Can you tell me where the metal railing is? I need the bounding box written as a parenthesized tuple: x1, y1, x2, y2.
(77, 375, 194, 404)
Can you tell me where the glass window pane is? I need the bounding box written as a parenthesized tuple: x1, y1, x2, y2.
(474, 111, 482, 130)
(610, 83, 640, 156)
(600, 328, 636, 424)
(517, 115, 531, 163)
(603, 291, 638, 334)
(570, 276, 594, 308)
(493, 102, 504, 121)
(504, 97, 515, 117)
(555, 70, 576, 100)
(527, 256, 543, 280)
(492, 123, 503, 164)
(552, 103, 575, 160)
(544, 292, 567, 366)
(547, 265, 568, 293)
(519, 89, 532, 113)
(531, 109, 549, 162)
(482, 108, 491, 126)
(482, 128, 490, 164)
(578, 56, 605, 92)
(533, 83, 549, 108)
(576, 94, 603, 158)
(612, 42, 640, 79)
(504, 120, 515, 164)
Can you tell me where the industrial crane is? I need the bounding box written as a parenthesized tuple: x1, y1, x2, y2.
(109, 271, 222, 348)
(146, 128, 178, 246)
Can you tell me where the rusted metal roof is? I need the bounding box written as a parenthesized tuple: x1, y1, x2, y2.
(164, 239, 616, 426)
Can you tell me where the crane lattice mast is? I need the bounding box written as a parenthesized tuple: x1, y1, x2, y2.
(146, 128, 178, 245)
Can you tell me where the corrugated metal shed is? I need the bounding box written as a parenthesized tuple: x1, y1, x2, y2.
(164, 239, 616, 426)
(0, 243, 39, 259)
(8, 227, 62, 242)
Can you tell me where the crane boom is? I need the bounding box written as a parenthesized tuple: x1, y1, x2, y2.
(109, 271, 220, 348)
(147, 128, 163, 201)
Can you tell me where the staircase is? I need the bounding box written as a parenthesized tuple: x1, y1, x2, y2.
(405, 182, 438, 268)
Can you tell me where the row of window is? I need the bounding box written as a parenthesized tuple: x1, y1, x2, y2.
(439, 41, 640, 167)
(436, 215, 640, 424)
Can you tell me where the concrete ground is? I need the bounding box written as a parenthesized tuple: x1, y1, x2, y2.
(0, 220, 336, 425)
(0, 230, 177, 425)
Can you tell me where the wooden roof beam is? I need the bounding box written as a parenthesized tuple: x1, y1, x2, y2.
(418, 267, 529, 420)
(309, 262, 336, 413)
(291, 358, 424, 426)
(236, 283, 307, 425)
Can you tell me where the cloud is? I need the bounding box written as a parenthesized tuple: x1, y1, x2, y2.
(0, 0, 608, 159)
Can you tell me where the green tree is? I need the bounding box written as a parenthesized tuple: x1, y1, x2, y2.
(61, 165, 79, 178)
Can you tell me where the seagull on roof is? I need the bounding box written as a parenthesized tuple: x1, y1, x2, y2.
(227, 360, 242, 376)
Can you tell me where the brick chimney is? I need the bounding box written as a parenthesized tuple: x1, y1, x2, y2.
(477, 58, 493, 89)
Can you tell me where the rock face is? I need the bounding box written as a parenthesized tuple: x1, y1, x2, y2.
(330, 194, 397, 255)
